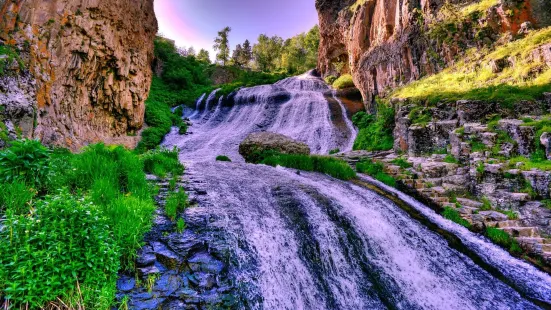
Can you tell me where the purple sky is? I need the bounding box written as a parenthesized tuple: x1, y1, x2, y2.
(154, 0, 318, 60)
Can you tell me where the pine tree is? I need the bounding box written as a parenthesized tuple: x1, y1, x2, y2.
(241, 39, 253, 67)
(232, 44, 244, 67)
(213, 26, 231, 66)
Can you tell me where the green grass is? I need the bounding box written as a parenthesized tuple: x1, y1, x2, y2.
(486, 227, 523, 254)
(332, 74, 355, 89)
(352, 101, 395, 151)
(261, 154, 356, 180)
(141, 147, 184, 178)
(216, 155, 232, 162)
(444, 154, 459, 164)
(442, 207, 472, 228)
(165, 190, 189, 220)
(391, 158, 413, 169)
(356, 159, 397, 187)
(329, 148, 340, 155)
(0, 141, 185, 309)
(392, 27, 551, 107)
(509, 156, 551, 171)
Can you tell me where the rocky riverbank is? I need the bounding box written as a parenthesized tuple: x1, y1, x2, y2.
(336, 96, 551, 269)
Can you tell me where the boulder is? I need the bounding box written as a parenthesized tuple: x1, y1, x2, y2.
(239, 132, 311, 163)
(456, 100, 496, 125)
(521, 170, 551, 198)
(408, 126, 433, 157)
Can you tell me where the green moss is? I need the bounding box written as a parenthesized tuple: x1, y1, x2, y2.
(442, 207, 472, 228)
(391, 158, 412, 169)
(444, 154, 459, 164)
(324, 75, 337, 85)
(332, 74, 355, 89)
(356, 159, 397, 187)
(216, 155, 232, 162)
(262, 154, 357, 181)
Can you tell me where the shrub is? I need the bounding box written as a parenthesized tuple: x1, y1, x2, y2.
(332, 74, 355, 89)
(0, 139, 51, 189)
(353, 101, 395, 151)
(486, 227, 523, 254)
(141, 147, 184, 178)
(261, 154, 356, 180)
(165, 190, 189, 220)
(0, 181, 35, 215)
(356, 159, 397, 187)
(442, 207, 472, 228)
(0, 191, 120, 309)
(324, 75, 337, 85)
(216, 155, 232, 162)
(444, 154, 459, 164)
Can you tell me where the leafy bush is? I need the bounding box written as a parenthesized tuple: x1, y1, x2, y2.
(353, 102, 395, 151)
(141, 147, 184, 178)
(324, 75, 337, 85)
(442, 207, 472, 228)
(356, 159, 396, 187)
(165, 190, 189, 220)
(0, 191, 120, 309)
(0, 139, 51, 189)
(332, 74, 355, 89)
(444, 154, 459, 164)
(486, 227, 523, 254)
(261, 154, 356, 180)
(216, 155, 232, 162)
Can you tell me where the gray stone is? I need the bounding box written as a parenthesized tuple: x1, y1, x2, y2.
(456, 100, 496, 125)
(152, 242, 182, 270)
(408, 125, 433, 156)
(521, 170, 551, 198)
(498, 119, 535, 156)
(540, 132, 551, 160)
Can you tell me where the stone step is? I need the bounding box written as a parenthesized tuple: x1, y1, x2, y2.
(502, 227, 540, 238)
(497, 220, 521, 228)
(456, 198, 483, 209)
(516, 237, 545, 245)
(432, 196, 449, 204)
(542, 244, 551, 252)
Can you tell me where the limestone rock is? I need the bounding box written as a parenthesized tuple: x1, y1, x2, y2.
(0, 0, 158, 150)
(239, 132, 311, 163)
(498, 119, 536, 156)
(540, 132, 551, 160)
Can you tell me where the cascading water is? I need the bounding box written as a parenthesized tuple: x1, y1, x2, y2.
(161, 71, 551, 309)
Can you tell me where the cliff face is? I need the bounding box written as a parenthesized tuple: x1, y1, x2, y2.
(0, 0, 157, 149)
(316, 0, 551, 112)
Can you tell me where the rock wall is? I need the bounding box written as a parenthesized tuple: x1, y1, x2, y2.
(316, 0, 551, 112)
(0, 0, 157, 149)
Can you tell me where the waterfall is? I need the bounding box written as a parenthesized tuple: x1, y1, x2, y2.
(161, 71, 551, 309)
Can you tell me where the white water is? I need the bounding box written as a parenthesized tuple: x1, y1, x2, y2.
(164, 71, 551, 309)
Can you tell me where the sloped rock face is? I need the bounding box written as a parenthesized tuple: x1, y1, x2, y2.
(239, 132, 311, 163)
(316, 0, 551, 112)
(0, 0, 157, 149)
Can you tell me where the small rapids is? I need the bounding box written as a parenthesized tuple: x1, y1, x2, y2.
(162, 71, 551, 309)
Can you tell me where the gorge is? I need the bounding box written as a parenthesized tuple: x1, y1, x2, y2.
(2, 0, 551, 309)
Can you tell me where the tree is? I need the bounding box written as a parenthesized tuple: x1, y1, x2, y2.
(213, 26, 231, 66)
(232, 44, 244, 67)
(187, 47, 196, 57)
(241, 39, 253, 67)
(197, 49, 211, 64)
(253, 34, 284, 72)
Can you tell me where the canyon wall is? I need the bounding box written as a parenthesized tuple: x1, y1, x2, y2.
(0, 0, 157, 149)
(316, 0, 551, 112)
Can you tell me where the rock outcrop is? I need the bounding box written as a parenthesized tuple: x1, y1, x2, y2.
(0, 0, 157, 149)
(316, 0, 551, 111)
(239, 132, 311, 163)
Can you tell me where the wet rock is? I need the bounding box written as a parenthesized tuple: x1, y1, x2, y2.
(137, 245, 157, 267)
(152, 242, 182, 270)
(167, 231, 206, 257)
(137, 265, 160, 278)
(498, 119, 535, 156)
(239, 132, 311, 163)
(154, 273, 182, 296)
(117, 275, 136, 293)
(188, 252, 225, 274)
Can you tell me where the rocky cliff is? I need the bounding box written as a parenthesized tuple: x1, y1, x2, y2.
(316, 0, 551, 112)
(0, 0, 157, 149)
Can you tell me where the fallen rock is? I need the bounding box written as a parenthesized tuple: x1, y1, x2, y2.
(239, 132, 311, 163)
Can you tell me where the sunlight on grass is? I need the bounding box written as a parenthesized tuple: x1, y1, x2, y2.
(392, 27, 551, 106)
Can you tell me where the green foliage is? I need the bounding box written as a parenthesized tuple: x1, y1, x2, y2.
(0, 44, 24, 75)
(0, 191, 120, 308)
(501, 210, 519, 220)
(332, 74, 355, 89)
(329, 148, 340, 155)
(141, 147, 184, 178)
(391, 158, 413, 169)
(324, 75, 337, 85)
(486, 227, 523, 254)
(442, 207, 472, 228)
(214, 27, 232, 66)
(481, 197, 492, 211)
(356, 159, 397, 187)
(216, 155, 232, 162)
(444, 154, 459, 164)
(165, 190, 189, 220)
(0, 181, 35, 214)
(176, 218, 186, 233)
(353, 102, 395, 151)
(261, 154, 356, 180)
(0, 139, 51, 190)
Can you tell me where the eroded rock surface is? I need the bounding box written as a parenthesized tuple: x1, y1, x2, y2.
(239, 132, 311, 163)
(0, 0, 157, 149)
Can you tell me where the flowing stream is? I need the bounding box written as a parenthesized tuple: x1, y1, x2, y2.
(162, 71, 551, 309)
